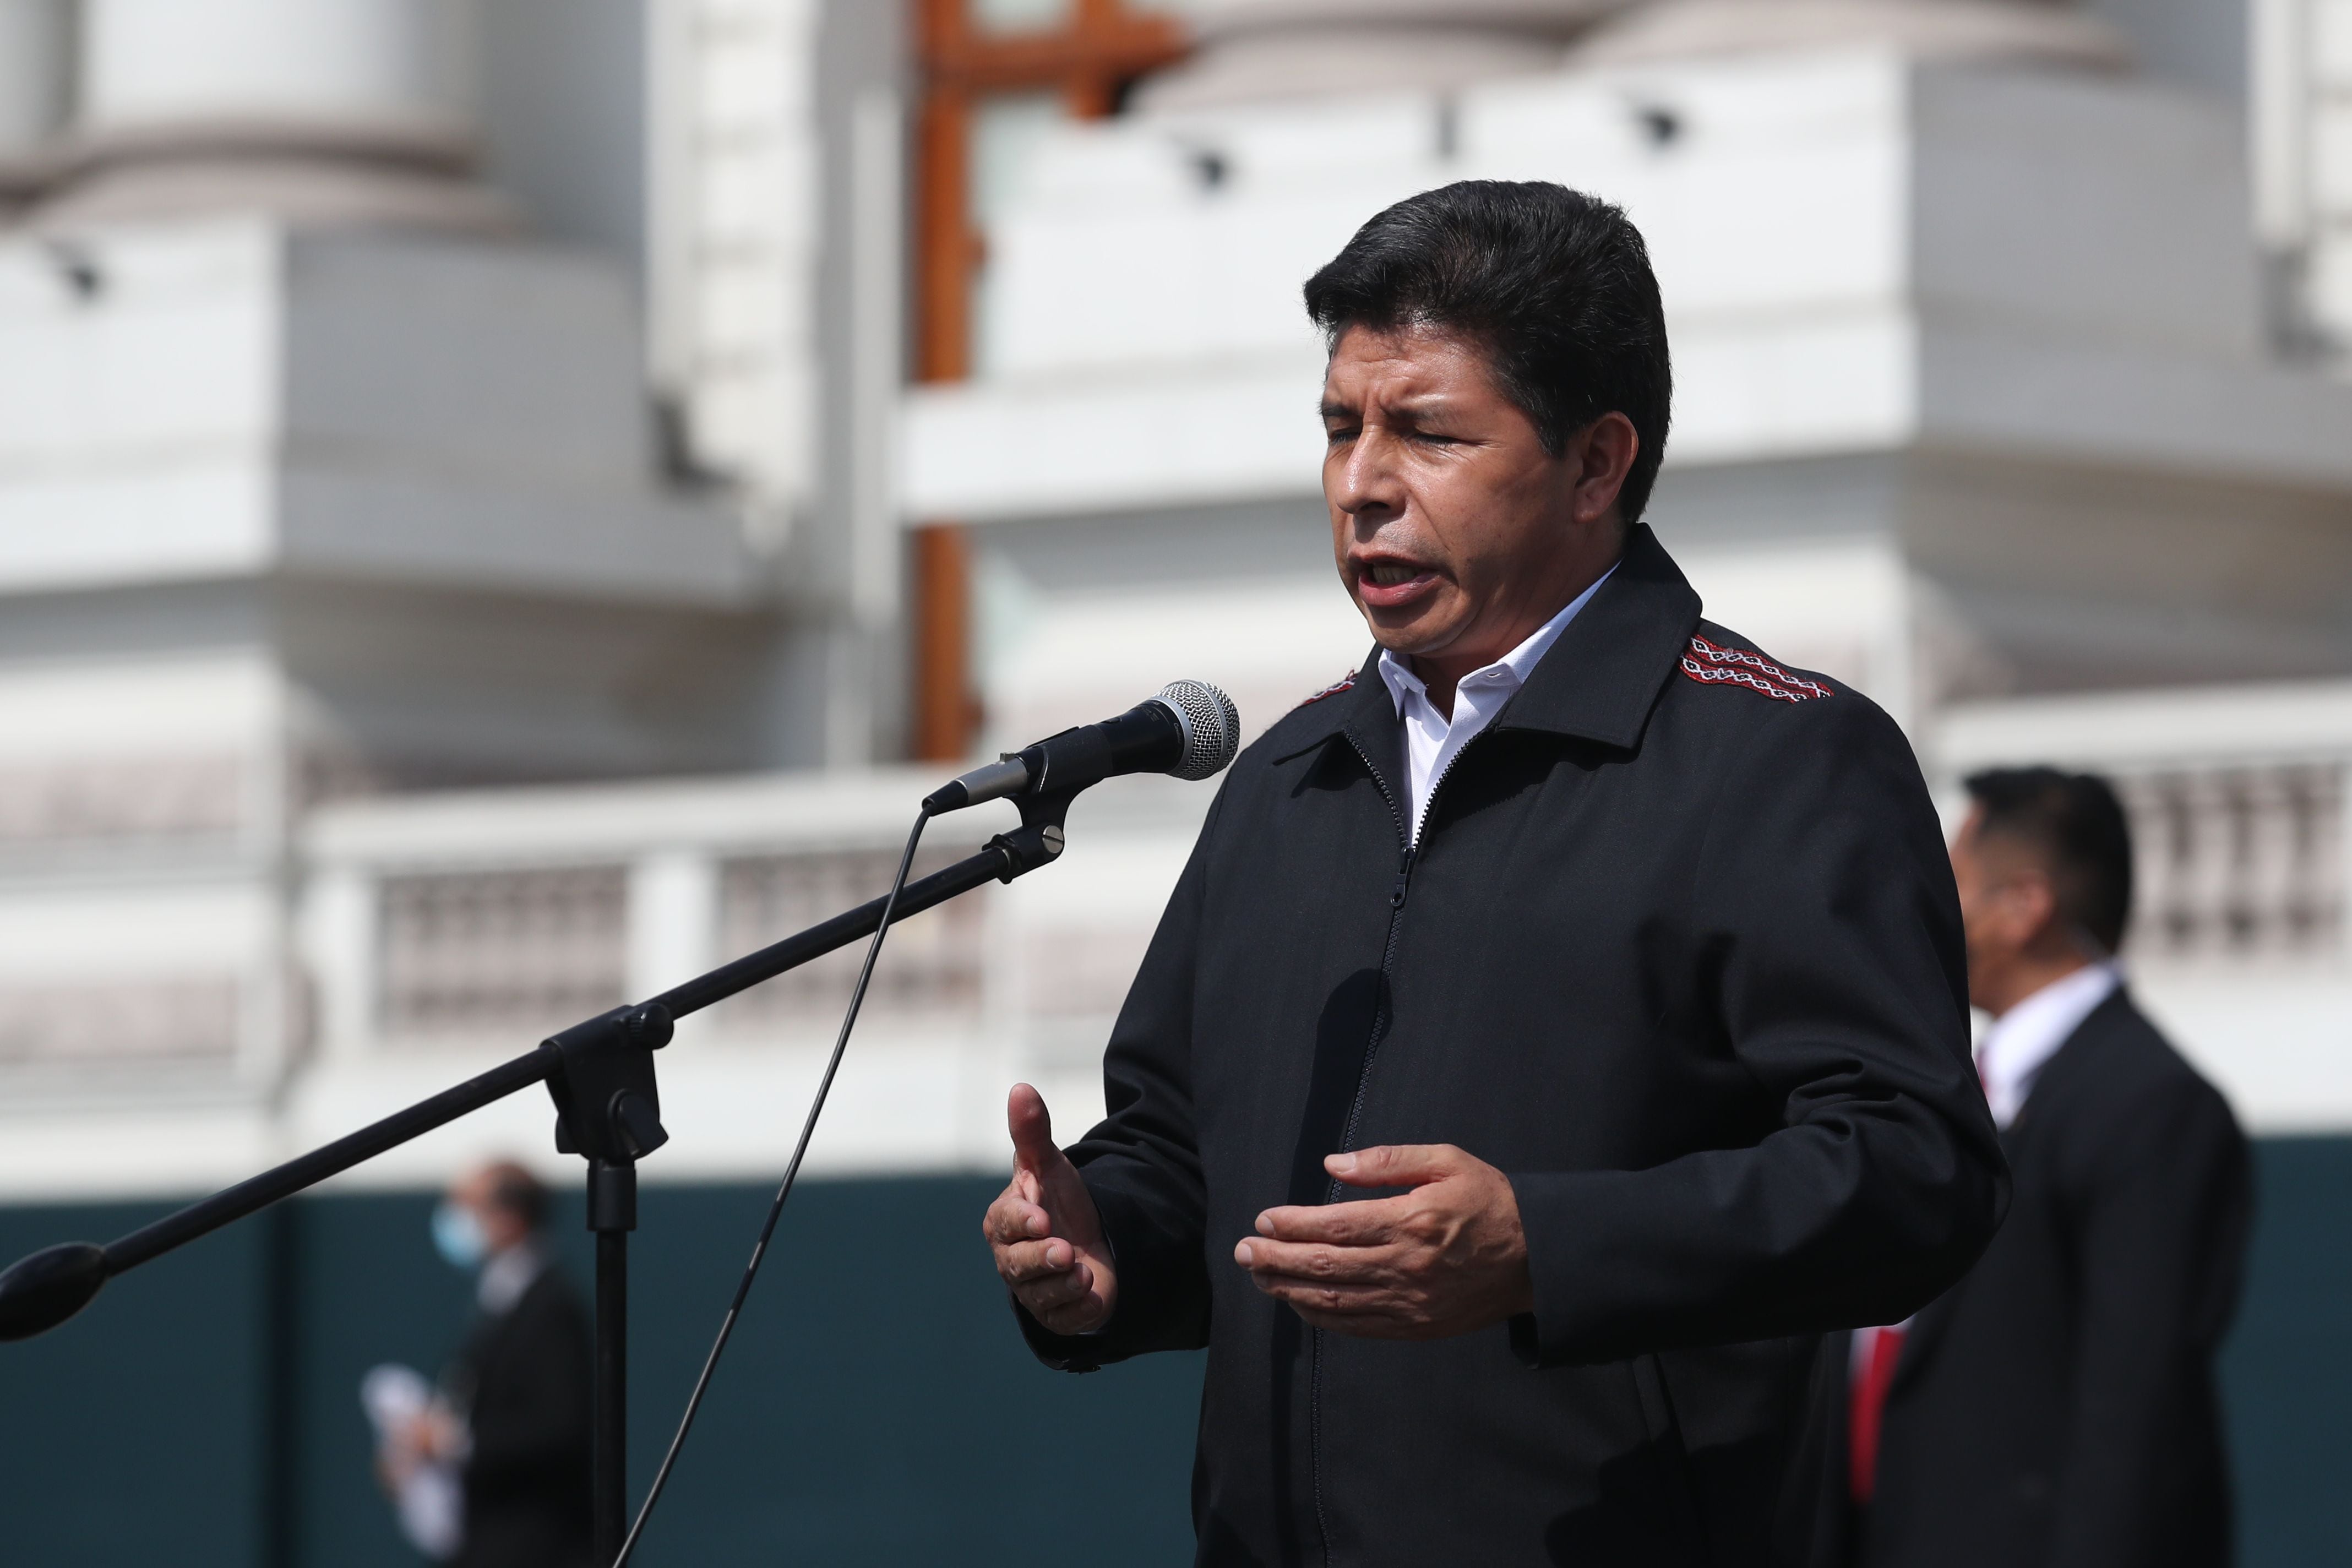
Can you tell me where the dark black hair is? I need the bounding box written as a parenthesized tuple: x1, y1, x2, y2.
(1302, 179, 1673, 524)
(484, 1162, 549, 1231)
(1964, 766, 2135, 954)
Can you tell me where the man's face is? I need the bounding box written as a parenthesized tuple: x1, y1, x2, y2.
(1320, 322, 1631, 673)
(449, 1169, 531, 1255)
(1950, 808, 2056, 1011)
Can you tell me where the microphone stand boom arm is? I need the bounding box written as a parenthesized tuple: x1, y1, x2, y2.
(0, 795, 1078, 1562)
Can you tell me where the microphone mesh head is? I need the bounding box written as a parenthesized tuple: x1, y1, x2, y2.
(1155, 680, 1242, 781)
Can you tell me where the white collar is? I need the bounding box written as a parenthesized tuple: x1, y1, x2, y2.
(477, 1239, 547, 1315)
(1977, 962, 2122, 1128)
(1376, 564, 1617, 717)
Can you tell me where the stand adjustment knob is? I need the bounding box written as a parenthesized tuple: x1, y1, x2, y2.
(610, 1090, 669, 1159)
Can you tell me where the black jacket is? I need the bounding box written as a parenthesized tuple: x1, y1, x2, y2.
(1018, 526, 2008, 1566)
(1804, 989, 2252, 1568)
(450, 1264, 593, 1568)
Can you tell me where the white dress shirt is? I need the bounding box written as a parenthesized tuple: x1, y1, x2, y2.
(1376, 566, 1616, 843)
(477, 1238, 547, 1315)
(1975, 961, 2122, 1129)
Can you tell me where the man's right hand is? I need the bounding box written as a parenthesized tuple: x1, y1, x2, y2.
(983, 1083, 1118, 1335)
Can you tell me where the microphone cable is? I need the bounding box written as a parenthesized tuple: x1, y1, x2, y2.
(610, 805, 933, 1567)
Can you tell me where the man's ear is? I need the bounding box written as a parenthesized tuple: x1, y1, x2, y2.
(1567, 412, 1638, 528)
(2003, 872, 2066, 956)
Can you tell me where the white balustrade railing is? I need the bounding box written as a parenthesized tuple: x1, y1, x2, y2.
(0, 677, 2320, 1147)
(379, 865, 632, 1039)
(1939, 678, 2352, 971)
(709, 847, 986, 1028)
(363, 848, 990, 1046)
(2116, 765, 2344, 963)
(287, 676, 2352, 1080)
(300, 769, 1021, 1057)
(282, 767, 1200, 1182)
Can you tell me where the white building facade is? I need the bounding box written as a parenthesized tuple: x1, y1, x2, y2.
(6, 2, 2352, 1562)
(0, 0, 907, 1194)
(0, 0, 2341, 1212)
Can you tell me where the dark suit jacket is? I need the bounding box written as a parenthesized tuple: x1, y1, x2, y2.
(1803, 988, 2252, 1568)
(451, 1265, 593, 1568)
(1017, 526, 2006, 1564)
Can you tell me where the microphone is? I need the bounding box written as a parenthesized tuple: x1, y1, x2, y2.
(923, 679, 1241, 814)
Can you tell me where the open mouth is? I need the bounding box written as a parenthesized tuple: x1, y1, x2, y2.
(1352, 557, 1441, 609)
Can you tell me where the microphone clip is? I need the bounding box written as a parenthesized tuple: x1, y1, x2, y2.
(978, 782, 1076, 879)
(545, 1001, 675, 1168)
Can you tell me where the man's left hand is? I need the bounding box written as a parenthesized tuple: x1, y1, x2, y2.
(1234, 1144, 1534, 1338)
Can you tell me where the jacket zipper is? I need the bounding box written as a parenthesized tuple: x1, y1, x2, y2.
(1332, 732, 1475, 1164)
(1308, 728, 1476, 1565)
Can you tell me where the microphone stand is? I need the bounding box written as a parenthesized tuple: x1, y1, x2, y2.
(0, 790, 1079, 1566)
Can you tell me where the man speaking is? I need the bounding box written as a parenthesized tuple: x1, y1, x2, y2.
(982, 181, 2007, 1564)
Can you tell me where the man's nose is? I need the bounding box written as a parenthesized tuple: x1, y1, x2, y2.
(1331, 427, 1407, 517)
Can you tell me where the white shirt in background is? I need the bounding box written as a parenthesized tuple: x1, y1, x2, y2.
(1975, 961, 2123, 1130)
(477, 1238, 547, 1315)
(1376, 565, 1617, 843)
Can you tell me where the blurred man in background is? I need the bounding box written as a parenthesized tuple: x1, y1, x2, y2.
(374, 1161, 591, 1568)
(1814, 767, 2253, 1567)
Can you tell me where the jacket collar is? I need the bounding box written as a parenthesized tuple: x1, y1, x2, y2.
(1277, 523, 1702, 761)
(1991, 984, 2135, 1153)
(1490, 523, 1702, 749)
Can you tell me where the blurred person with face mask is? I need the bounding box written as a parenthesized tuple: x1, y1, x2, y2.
(1810, 769, 2254, 1568)
(372, 1160, 591, 1568)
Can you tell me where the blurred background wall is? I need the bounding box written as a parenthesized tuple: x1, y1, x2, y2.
(3, 0, 2352, 1561)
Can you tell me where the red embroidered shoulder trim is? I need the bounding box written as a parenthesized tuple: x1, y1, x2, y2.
(1295, 670, 1358, 709)
(1679, 634, 1833, 703)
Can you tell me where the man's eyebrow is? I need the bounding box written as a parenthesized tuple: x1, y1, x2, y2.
(1319, 395, 1455, 420)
